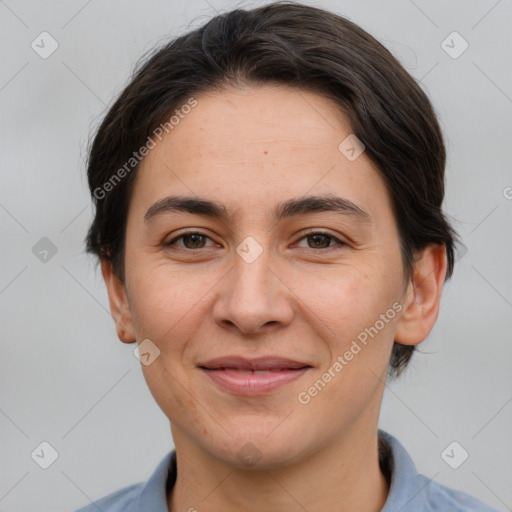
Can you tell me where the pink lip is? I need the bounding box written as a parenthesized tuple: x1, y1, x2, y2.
(200, 367, 311, 395)
(199, 355, 311, 371)
(198, 356, 312, 396)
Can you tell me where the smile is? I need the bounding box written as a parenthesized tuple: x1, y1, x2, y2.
(197, 355, 313, 396)
(199, 367, 311, 395)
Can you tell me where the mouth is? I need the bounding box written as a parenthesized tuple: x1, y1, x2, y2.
(198, 356, 313, 396)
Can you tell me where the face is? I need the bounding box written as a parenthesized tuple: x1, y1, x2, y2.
(108, 84, 414, 468)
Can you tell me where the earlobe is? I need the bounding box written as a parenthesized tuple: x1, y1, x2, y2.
(394, 244, 448, 346)
(100, 259, 137, 344)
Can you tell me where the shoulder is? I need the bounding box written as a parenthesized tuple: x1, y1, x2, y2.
(378, 430, 500, 512)
(70, 450, 175, 512)
(71, 482, 143, 512)
(420, 475, 501, 512)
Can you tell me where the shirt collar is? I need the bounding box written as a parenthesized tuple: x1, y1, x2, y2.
(378, 429, 431, 511)
(135, 449, 175, 510)
(134, 429, 427, 511)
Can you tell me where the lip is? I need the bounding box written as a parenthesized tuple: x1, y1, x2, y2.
(199, 356, 311, 371)
(198, 356, 313, 396)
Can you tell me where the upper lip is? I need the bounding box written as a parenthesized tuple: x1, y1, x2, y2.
(198, 356, 312, 370)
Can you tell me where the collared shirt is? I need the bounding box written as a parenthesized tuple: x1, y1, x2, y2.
(72, 430, 499, 511)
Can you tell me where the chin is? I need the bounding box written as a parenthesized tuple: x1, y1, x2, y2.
(208, 429, 307, 470)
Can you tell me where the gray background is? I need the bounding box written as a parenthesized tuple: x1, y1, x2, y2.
(1, 0, 511, 511)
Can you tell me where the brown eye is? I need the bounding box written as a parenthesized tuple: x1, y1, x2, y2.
(295, 231, 346, 250)
(165, 232, 214, 250)
(307, 233, 332, 249)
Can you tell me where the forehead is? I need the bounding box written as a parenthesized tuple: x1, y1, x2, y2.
(168, 83, 350, 157)
(129, 84, 393, 226)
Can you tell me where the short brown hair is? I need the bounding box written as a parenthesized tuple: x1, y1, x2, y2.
(84, 0, 457, 377)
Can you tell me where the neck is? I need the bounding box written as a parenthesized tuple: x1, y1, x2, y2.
(167, 421, 390, 512)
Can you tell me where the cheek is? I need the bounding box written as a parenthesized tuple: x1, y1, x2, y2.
(293, 265, 395, 337)
(129, 269, 208, 421)
(299, 266, 401, 389)
(126, 261, 208, 342)
(298, 271, 398, 402)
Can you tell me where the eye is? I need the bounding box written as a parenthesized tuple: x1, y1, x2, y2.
(294, 231, 347, 251)
(164, 230, 347, 252)
(165, 231, 216, 250)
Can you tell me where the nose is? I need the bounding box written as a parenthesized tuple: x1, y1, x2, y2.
(212, 243, 294, 336)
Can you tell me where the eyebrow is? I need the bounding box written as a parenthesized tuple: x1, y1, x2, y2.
(143, 193, 371, 225)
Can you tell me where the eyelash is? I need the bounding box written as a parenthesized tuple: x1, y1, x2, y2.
(164, 230, 347, 252)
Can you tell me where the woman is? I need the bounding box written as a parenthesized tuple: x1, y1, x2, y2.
(74, 2, 499, 511)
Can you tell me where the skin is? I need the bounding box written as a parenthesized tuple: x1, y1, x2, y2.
(101, 83, 447, 512)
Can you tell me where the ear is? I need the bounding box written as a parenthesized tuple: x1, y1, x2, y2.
(101, 259, 137, 344)
(394, 243, 448, 346)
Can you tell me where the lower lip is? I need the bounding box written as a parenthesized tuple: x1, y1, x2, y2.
(200, 367, 310, 395)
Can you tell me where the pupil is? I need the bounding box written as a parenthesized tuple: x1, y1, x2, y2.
(311, 234, 329, 248)
(186, 234, 205, 248)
